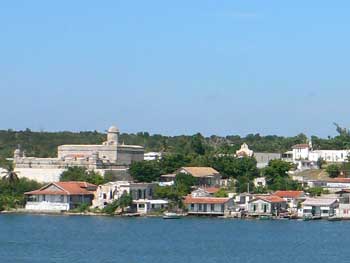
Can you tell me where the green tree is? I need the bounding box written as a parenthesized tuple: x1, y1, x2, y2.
(262, 160, 298, 191)
(214, 188, 228, 197)
(1, 162, 19, 185)
(174, 173, 197, 195)
(326, 164, 340, 178)
(129, 161, 161, 182)
(60, 167, 104, 185)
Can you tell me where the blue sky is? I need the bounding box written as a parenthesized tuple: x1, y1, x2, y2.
(0, 1, 350, 137)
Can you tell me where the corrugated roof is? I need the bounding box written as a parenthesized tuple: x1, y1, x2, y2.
(303, 198, 338, 206)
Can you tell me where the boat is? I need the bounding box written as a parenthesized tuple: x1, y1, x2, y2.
(328, 216, 342, 221)
(163, 212, 182, 219)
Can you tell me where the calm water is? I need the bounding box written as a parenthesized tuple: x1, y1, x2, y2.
(0, 215, 349, 263)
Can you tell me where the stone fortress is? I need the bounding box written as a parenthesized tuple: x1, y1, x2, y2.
(14, 126, 144, 183)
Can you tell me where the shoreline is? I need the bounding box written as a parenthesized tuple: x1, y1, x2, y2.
(2, 210, 350, 221)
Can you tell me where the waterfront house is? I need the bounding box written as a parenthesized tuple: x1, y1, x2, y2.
(301, 198, 338, 218)
(25, 181, 97, 211)
(184, 196, 233, 216)
(248, 195, 287, 216)
(133, 199, 169, 214)
(92, 181, 157, 208)
(233, 193, 255, 211)
(177, 167, 221, 187)
(334, 189, 350, 218)
(184, 189, 233, 216)
(274, 190, 306, 212)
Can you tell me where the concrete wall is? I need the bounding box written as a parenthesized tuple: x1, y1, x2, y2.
(25, 201, 69, 211)
(17, 168, 66, 183)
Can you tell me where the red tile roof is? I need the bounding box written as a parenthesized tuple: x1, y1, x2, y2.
(328, 178, 350, 183)
(203, 187, 220, 194)
(25, 181, 97, 196)
(253, 195, 286, 203)
(184, 195, 231, 204)
(274, 191, 304, 198)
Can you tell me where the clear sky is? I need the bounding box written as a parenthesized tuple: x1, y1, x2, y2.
(0, 1, 349, 137)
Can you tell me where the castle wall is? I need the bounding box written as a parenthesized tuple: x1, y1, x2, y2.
(58, 145, 118, 162)
(117, 146, 144, 165)
(17, 168, 66, 183)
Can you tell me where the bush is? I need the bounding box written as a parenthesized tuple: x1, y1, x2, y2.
(102, 200, 119, 215)
(60, 167, 104, 185)
(326, 164, 340, 178)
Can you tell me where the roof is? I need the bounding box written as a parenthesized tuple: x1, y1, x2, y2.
(251, 195, 286, 203)
(108, 126, 119, 133)
(160, 174, 177, 178)
(25, 181, 97, 196)
(184, 195, 231, 204)
(327, 178, 350, 183)
(274, 191, 304, 199)
(292, 144, 309, 149)
(202, 187, 220, 194)
(303, 198, 338, 206)
(180, 167, 220, 177)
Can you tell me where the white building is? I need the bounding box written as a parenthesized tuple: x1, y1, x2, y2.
(291, 143, 350, 165)
(134, 199, 169, 214)
(300, 198, 338, 218)
(92, 181, 157, 208)
(144, 152, 162, 161)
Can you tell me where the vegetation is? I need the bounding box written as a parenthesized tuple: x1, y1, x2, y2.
(0, 177, 42, 211)
(262, 160, 300, 191)
(128, 160, 162, 182)
(326, 164, 341, 178)
(308, 187, 329, 197)
(60, 167, 105, 185)
(102, 193, 133, 215)
(214, 188, 228, 197)
(154, 173, 197, 207)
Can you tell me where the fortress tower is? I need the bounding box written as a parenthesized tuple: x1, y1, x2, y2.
(107, 126, 119, 145)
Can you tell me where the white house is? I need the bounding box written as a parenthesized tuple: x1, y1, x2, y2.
(253, 177, 266, 188)
(248, 195, 287, 216)
(274, 191, 306, 213)
(301, 198, 338, 218)
(134, 199, 169, 214)
(24, 181, 97, 211)
(144, 152, 162, 161)
(92, 181, 157, 208)
(184, 189, 233, 216)
(291, 142, 350, 167)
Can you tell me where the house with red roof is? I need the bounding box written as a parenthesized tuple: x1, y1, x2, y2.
(184, 189, 233, 216)
(274, 190, 306, 212)
(24, 181, 97, 211)
(248, 195, 287, 216)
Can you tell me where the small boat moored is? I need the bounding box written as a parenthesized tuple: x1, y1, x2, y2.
(163, 212, 182, 219)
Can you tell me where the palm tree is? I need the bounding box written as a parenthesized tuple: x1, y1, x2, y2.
(1, 162, 19, 184)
